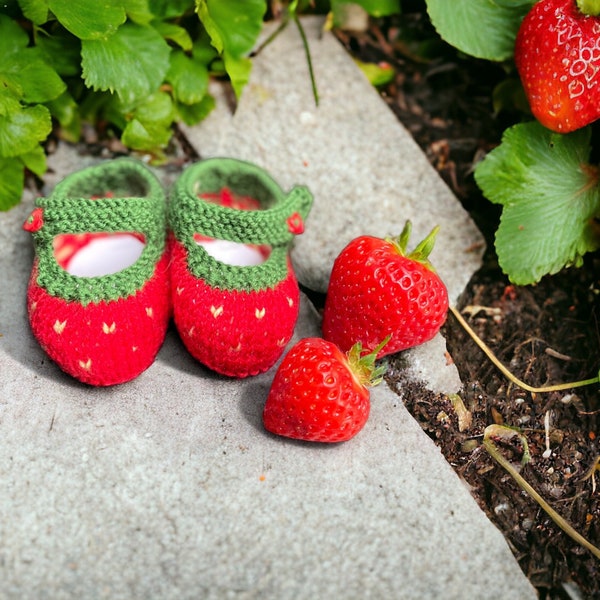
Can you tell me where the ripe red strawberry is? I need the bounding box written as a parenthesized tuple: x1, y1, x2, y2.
(322, 221, 449, 358)
(515, 0, 600, 133)
(263, 337, 387, 443)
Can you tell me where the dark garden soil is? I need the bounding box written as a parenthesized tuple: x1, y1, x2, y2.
(334, 5, 600, 599)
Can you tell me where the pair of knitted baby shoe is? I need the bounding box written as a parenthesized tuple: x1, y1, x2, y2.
(23, 157, 313, 386)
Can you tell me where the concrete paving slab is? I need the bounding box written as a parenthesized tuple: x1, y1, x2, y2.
(0, 17, 537, 600)
(2, 199, 535, 598)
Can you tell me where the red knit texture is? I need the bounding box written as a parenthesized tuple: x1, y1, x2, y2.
(27, 251, 171, 386)
(169, 238, 299, 378)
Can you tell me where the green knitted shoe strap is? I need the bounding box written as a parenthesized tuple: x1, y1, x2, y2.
(171, 159, 314, 292)
(30, 158, 166, 305)
(173, 165, 313, 246)
(36, 196, 163, 238)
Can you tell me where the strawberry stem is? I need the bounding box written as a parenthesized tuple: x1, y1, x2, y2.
(576, 0, 600, 15)
(411, 225, 440, 264)
(450, 305, 600, 392)
(347, 336, 390, 387)
(484, 426, 600, 560)
(396, 220, 412, 254)
(389, 220, 441, 271)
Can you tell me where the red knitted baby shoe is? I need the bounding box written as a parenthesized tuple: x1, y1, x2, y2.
(169, 158, 313, 378)
(23, 158, 170, 386)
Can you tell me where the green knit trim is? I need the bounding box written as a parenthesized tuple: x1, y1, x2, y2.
(173, 185, 313, 245)
(170, 158, 313, 291)
(185, 244, 294, 292)
(30, 158, 166, 305)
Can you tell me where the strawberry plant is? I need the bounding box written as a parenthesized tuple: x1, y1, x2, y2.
(0, 0, 266, 211)
(1, 0, 399, 212)
(425, 0, 600, 284)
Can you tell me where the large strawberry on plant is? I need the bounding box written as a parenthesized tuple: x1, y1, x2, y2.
(322, 222, 449, 358)
(263, 337, 387, 443)
(515, 0, 600, 133)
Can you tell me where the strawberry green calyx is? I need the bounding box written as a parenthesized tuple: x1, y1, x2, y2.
(346, 336, 390, 387)
(576, 0, 600, 16)
(388, 220, 440, 271)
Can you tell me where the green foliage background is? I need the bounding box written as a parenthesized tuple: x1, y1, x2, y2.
(2, 0, 245, 210)
(0, 0, 399, 212)
(2, 0, 598, 285)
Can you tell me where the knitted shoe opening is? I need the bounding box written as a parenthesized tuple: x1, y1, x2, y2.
(53, 232, 146, 277)
(200, 187, 262, 210)
(193, 235, 271, 267)
(62, 173, 151, 200)
(194, 187, 271, 267)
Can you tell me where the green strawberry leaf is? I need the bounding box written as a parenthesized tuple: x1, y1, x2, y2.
(474, 121, 600, 284)
(17, 0, 49, 24)
(122, 118, 171, 151)
(20, 144, 47, 177)
(192, 32, 219, 64)
(3, 49, 66, 104)
(121, 90, 174, 150)
(166, 49, 209, 104)
(175, 93, 215, 125)
(48, 0, 127, 40)
(0, 104, 52, 157)
(0, 88, 22, 116)
(0, 74, 23, 104)
(148, 0, 193, 19)
(37, 31, 82, 77)
(45, 90, 81, 142)
(222, 54, 252, 98)
(0, 156, 25, 211)
(425, 0, 533, 61)
(0, 31, 67, 104)
(124, 0, 155, 25)
(195, 0, 266, 96)
(153, 21, 193, 51)
(81, 22, 171, 106)
(130, 89, 174, 124)
(196, 0, 265, 56)
(0, 13, 28, 56)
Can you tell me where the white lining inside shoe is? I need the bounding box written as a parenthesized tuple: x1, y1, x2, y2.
(195, 238, 268, 267)
(66, 234, 146, 277)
